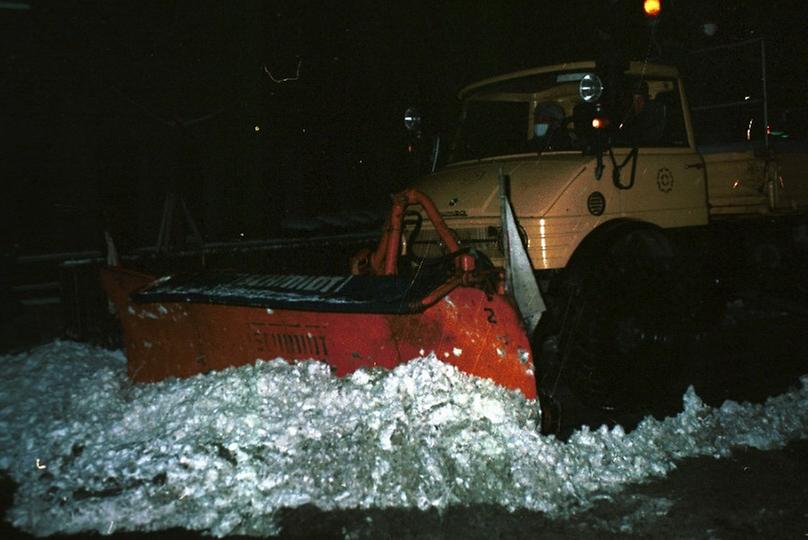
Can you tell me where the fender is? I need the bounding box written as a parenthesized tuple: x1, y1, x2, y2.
(565, 218, 674, 274)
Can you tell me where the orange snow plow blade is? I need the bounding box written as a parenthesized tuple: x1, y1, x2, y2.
(101, 189, 540, 400)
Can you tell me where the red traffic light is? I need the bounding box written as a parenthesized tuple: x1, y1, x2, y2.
(643, 0, 661, 17)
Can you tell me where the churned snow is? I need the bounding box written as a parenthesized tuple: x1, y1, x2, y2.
(0, 341, 807, 537)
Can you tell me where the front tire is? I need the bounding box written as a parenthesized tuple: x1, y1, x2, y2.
(553, 225, 688, 412)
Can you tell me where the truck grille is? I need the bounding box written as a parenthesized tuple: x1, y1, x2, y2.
(408, 226, 501, 259)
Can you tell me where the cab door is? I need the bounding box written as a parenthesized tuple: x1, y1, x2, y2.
(613, 77, 709, 228)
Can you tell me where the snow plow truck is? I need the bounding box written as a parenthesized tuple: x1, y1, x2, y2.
(102, 55, 808, 433)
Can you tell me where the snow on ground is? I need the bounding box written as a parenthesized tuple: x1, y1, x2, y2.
(0, 341, 807, 537)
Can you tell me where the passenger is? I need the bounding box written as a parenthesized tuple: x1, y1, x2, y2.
(529, 102, 571, 151)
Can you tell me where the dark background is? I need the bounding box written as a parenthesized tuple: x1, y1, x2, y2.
(2, 0, 806, 255)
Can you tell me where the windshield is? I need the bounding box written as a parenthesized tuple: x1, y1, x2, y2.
(445, 68, 689, 164)
(446, 70, 588, 164)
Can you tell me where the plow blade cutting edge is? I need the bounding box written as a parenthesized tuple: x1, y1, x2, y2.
(101, 185, 543, 400)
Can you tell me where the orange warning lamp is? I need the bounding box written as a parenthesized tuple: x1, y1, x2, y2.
(644, 0, 661, 17)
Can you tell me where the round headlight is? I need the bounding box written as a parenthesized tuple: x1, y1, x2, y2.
(579, 73, 603, 103)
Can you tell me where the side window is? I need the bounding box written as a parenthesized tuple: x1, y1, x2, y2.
(652, 83, 688, 147)
(614, 78, 688, 148)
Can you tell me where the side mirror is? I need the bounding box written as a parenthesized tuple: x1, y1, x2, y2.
(403, 106, 443, 173)
(404, 107, 422, 133)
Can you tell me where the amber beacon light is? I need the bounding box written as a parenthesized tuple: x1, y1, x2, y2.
(643, 0, 661, 17)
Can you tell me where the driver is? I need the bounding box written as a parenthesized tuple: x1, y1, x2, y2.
(618, 80, 666, 145)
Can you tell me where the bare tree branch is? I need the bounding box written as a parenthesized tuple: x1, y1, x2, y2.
(263, 59, 302, 83)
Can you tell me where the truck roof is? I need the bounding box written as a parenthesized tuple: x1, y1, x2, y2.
(459, 61, 681, 99)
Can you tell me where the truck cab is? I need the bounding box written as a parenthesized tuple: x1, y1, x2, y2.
(409, 60, 808, 272)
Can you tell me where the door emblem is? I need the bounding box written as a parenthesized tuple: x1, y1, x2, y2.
(657, 168, 674, 193)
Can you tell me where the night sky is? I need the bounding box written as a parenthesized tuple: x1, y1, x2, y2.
(2, 0, 806, 254)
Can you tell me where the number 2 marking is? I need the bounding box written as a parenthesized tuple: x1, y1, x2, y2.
(484, 308, 497, 324)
